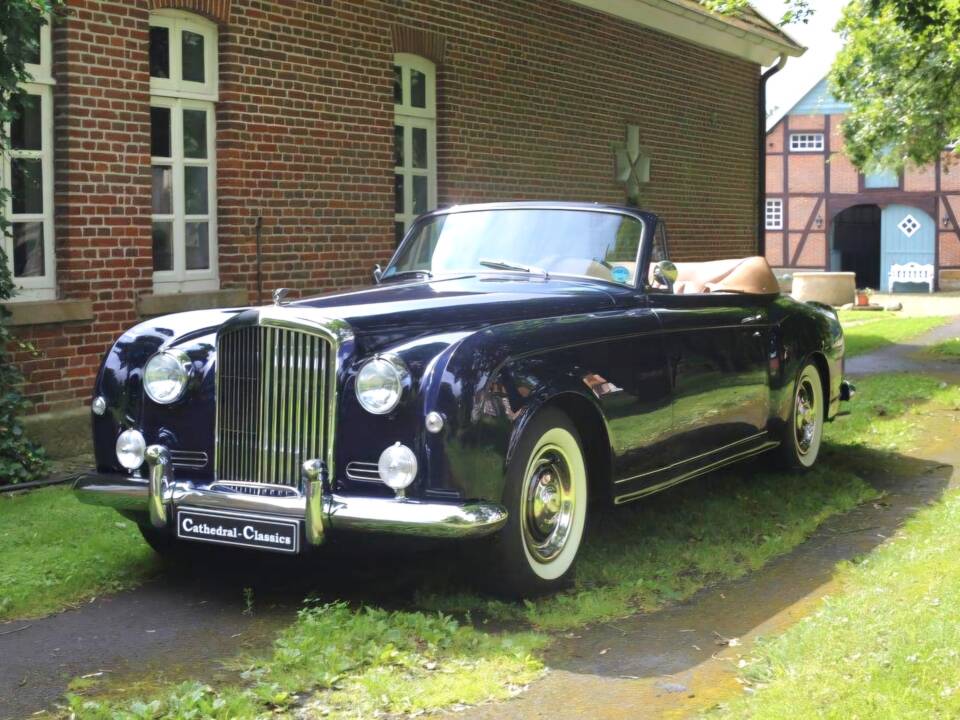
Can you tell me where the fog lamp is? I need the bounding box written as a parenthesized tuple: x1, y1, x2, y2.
(116, 429, 146, 470)
(378, 442, 418, 495)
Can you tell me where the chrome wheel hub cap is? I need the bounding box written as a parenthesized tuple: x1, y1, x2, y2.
(795, 379, 817, 454)
(522, 447, 575, 563)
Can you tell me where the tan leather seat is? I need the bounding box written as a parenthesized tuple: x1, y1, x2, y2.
(672, 257, 779, 295)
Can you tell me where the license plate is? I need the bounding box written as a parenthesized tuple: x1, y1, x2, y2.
(176, 508, 300, 554)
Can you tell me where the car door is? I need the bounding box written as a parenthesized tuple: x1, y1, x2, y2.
(651, 292, 771, 462)
(620, 222, 772, 497)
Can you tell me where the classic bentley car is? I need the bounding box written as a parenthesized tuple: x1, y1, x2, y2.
(76, 202, 852, 596)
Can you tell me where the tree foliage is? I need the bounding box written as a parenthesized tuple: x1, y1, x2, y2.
(700, 0, 813, 26)
(831, 0, 960, 171)
(0, 0, 56, 485)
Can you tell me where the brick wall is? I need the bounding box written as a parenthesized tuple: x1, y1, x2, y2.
(11, 0, 761, 415)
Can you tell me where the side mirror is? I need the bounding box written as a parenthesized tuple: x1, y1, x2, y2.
(653, 260, 678, 292)
(373, 264, 383, 284)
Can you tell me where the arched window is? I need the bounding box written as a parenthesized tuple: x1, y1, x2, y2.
(393, 54, 437, 245)
(149, 10, 218, 293)
(3, 17, 55, 300)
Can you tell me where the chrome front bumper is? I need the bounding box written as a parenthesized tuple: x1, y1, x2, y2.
(75, 445, 507, 545)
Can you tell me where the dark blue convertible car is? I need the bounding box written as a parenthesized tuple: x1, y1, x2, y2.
(76, 202, 852, 596)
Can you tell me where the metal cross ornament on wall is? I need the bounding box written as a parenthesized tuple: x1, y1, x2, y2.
(613, 124, 651, 206)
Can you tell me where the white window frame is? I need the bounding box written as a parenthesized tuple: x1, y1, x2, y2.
(149, 10, 218, 102)
(765, 198, 783, 230)
(394, 53, 437, 243)
(789, 133, 825, 152)
(3, 20, 55, 301)
(150, 10, 218, 294)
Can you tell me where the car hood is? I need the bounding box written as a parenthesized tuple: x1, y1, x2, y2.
(286, 274, 620, 339)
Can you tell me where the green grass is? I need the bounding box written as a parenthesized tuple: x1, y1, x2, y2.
(708, 489, 960, 719)
(0, 486, 158, 621)
(836, 309, 898, 325)
(67, 602, 546, 720)
(703, 374, 960, 718)
(927, 336, 960, 358)
(839, 315, 949, 357)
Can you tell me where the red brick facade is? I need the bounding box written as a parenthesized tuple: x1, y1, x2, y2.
(10, 0, 765, 416)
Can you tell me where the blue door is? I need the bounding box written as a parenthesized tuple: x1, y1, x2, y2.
(880, 205, 936, 292)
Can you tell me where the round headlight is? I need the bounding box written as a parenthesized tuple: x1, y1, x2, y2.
(144, 350, 191, 404)
(378, 442, 418, 492)
(356, 355, 408, 415)
(116, 429, 146, 470)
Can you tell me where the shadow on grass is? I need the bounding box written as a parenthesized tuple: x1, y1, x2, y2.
(539, 443, 951, 682)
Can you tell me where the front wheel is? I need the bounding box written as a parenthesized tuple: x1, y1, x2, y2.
(775, 361, 825, 470)
(482, 407, 588, 598)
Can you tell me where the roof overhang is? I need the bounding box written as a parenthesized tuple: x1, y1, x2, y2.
(565, 0, 805, 66)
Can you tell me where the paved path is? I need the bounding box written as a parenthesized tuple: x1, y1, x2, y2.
(846, 314, 960, 376)
(0, 538, 445, 719)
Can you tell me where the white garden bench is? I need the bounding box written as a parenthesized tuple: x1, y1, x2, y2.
(888, 262, 935, 293)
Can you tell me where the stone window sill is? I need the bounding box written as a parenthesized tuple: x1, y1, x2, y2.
(137, 288, 249, 317)
(1, 298, 94, 326)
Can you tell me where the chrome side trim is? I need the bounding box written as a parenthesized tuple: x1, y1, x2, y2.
(345, 461, 381, 483)
(613, 440, 779, 505)
(170, 450, 209, 469)
(614, 431, 769, 484)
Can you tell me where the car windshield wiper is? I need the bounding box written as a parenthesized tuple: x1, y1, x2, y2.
(478, 259, 549, 278)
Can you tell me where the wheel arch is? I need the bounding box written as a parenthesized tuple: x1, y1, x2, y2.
(509, 390, 614, 506)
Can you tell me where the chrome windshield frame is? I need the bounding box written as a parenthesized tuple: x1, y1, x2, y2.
(385, 203, 652, 291)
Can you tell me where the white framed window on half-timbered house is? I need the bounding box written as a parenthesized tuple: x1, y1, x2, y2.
(789, 133, 824, 152)
(765, 198, 784, 230)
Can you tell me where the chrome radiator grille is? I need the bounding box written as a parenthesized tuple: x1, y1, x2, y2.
(215, 325, 332, 487)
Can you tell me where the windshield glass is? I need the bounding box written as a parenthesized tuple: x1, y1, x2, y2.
(384, 208, 645, 285)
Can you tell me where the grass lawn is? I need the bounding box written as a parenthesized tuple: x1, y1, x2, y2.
(927, 336, 960, 358)
(710, 492, 960, 719)
(838, 314, 949, 357)
(0, 486, 158, 622)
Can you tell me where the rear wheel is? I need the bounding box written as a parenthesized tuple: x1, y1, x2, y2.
(776, 361, 824, 470)
(483, 407, 588, 598)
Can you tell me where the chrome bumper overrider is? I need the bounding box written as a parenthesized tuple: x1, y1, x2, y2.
(75, 445, 507, 544)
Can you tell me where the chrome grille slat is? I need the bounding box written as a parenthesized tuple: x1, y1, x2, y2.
(216, 325, 332, 487)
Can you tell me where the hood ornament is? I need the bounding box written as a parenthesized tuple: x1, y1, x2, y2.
(273, 288, 291, 306)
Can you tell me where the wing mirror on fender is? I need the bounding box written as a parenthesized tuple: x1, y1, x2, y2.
(373, 264, 383, 284)
(653, 260, 678, 292)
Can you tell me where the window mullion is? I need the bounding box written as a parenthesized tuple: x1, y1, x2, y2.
(172, 101, 186, 281)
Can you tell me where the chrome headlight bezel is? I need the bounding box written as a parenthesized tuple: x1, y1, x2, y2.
(355, 354, 410, 415)
(143, 349, 193, 405)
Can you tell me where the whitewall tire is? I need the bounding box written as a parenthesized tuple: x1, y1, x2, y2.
(777, 361, 824, 470)
(484, 407, 588, 597)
